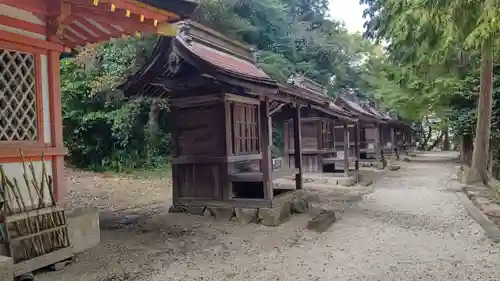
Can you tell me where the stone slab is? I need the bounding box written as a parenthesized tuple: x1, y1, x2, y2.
(186, 206, 206, 216)
(291, 197, 308, 213)
(169, 205, 187, 213)
(234, 208, 258, 224)
(457, 192, 500, 242)
(0, 255, 13, 281)
(207, 206, 234, 221)
(66, 207, 100, 255)
(307, 211, 337, 233)
(387, 165, 401, 171)
(258, 202, 291, 227)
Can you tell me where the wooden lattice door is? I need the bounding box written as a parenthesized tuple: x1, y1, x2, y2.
(0, 49, 38, 142)
(231, 102, 259, 155)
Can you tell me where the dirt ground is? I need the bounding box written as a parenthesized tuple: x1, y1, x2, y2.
(38, 152, 500, 281)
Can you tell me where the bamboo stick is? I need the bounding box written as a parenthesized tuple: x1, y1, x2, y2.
(0, 178, 29, 261)
(28, 158, 65, 248)
(0, 167, 35, 260)
(9, 178, 44, 256)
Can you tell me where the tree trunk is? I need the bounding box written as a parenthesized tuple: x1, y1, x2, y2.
(469, 41, 493, 184)
(148, 102, 160, 134)
(146, 102, 161, 158)
(426, 131, 444, 151)
(418, 121, 432, 150)
(442, 126, 450, 151)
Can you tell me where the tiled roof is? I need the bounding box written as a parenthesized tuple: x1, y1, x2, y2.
(341, 97, 376, 118)
(186, 40, 271, 80)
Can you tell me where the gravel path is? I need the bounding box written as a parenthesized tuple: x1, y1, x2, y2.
(39, 152, 500, 281)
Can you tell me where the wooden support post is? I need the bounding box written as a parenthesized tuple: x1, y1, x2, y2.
(292, 104, 303, 190)
(354, 122, 360, 171)
(260, 97, 273, 200)
(170, 105, 181, 202)
(343, 122, 349, 176)
(268, 111, 273, 146)
(390, 126, 397, 160)
(223, 101, 233, 200)
(284, 121, 290, 168)
(376, 124, 383, 167)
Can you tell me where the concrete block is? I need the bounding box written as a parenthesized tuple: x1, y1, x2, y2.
(258, 202, 291, 227)
(66, 207, 100, 255)
(207, 206, 234, 221)
(0, 255, 13, 281)
(234, 208, 258, 224)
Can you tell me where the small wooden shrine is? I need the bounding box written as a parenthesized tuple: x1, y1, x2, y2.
(334, 93, 387, 166)
(361, 102, 398, 159)
(280, 76, 357, 175)
(0, 0, 197, 278)
(122, 21, 317, 212)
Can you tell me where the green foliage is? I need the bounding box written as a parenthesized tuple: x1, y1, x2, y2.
(61, 0, 412, 172)
(60, 40, 171, 172)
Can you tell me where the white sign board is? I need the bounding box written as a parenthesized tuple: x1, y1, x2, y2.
(336, 151, 344, 159)
(386, 142, 392, 148)
(368, 143, 375, 149)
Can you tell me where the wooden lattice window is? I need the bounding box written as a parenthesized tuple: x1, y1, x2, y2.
(0, 49, 38, 142)
(320, 120, 334, 149)
(231, 102, 259, 155)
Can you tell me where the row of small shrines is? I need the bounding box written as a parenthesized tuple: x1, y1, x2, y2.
(121, 21, 416, 211)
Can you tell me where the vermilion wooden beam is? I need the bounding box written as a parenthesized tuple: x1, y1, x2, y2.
(73, 16, 112, 38)
(0, 29, 62, 52)
(75, 10, 157, 32)
(0, 0, 47, 15)
(0, 15, 46, 35)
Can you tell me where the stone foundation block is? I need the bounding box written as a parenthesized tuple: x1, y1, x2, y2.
(0, 256, 12, 281)
(387, 165, 401, 171)
(337, 176, 357, 186)
(207, 206, 234, 221)
(186, 206, 206, 216)
(169, 205, 188, 213)
(66, 207, 100, 255)
(258, 202, 291, 226)
(234, 208, 258, 224)
(291, 197, 309, 213)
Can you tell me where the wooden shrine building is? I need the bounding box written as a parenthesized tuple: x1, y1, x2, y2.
(0, 0, 196, 205)
(278, 76, 358, 175)
(334, 93, 388, 166)
(361, 102, 398, 159)
(0, 0, 197, 277)
(121, 21, 330, 210)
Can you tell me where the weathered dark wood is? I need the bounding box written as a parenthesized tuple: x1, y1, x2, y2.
(343, 122, 349, 176)
(293, 105, 303, 190)
(260, 97, 273, 199)
(354, 122, 360, 171)
(378, 124, 385, 166)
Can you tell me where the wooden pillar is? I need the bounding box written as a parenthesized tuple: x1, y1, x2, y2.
(268, 112, 273, 145)
(260, 97, 273, 200)
(377, 123, 384, 167)
(354, 121, 360, 171)
(343, 122, 349, 176)
(292, 104, 303, 190)
(170, 105, 181, 201)
(46, 22, 66, 204)
(390, 126, 397, 159)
